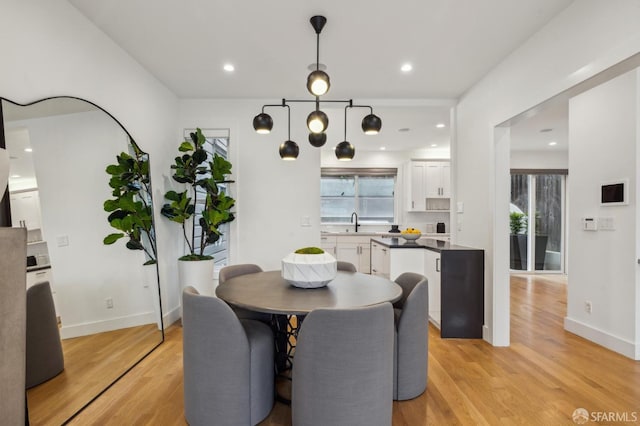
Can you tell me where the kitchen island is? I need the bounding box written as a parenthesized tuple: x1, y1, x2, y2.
(371, 237, 484, 339)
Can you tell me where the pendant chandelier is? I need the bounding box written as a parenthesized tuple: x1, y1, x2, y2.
(252, 15, 382, 161)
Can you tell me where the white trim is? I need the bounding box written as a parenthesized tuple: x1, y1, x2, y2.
(163, 304, 182, 327)
(564, 316, 638, 360)
(60, 311, 157, 339)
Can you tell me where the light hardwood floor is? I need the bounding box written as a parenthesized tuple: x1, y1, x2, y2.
(28, 324, 162, 426)
(70, 275, 640, 425)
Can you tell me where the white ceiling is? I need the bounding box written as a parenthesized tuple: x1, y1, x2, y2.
(68, 0, 573, 100)
(510, 100, 568, 152)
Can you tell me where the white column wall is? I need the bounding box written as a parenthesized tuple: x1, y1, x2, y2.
(455, 0, 640, 346)
(564, 70, 638, 359)
(0, 0, 181, 324)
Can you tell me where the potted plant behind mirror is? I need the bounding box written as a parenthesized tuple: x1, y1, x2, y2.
(103, 139, 157, 265)
(161, 128, 235, 294)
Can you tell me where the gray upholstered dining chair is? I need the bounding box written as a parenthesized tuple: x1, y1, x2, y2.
(218, 263, 272, 323)
(336, 260, 357, 272)
(393, 272, 429, 400)
(182, 286, 274, 426)
(26, 281, 64, 389)
(292, 303, 394, 426)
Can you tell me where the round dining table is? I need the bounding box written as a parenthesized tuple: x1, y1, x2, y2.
(216, 269, 402, 404)
(215, 270, 403, 315)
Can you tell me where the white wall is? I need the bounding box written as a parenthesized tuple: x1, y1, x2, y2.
(178, 100, 321, 271)
(455, 0, 640, 346)
(6, 111, 156, 337)
(565, 70, 638, 358)
(0, 0, 181, 324)
(510, 150, 568, 170)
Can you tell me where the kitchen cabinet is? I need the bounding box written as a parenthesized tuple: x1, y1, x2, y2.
(370, 240, 389, 278)
(320, 234, 337, 256)
(370, 237, 484, 338)
(427, 248, 484, 338)
(425, 162, 450, 198)
(10, 190, 42, 230)
(336, 235, 371, 273)
(26, 268, 52, 288)
(407, 161, 426, 211)
(405, 160, 451, 211)
(425, 249, 441, 328)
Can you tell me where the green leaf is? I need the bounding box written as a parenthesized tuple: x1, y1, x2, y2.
(104, 199, 119, 212)
(179, 141, 193, 152)
(103, 233, 125, 245)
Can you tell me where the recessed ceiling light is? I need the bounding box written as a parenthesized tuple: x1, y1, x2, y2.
(548, 141, 557, 146)
(24, 148, 33, 152)
(380, 147, 386, 151)
(431, 144, 438, 147)
(398, 127, 411, 133)
(400, 63, 412, 72)
(223, 63, 235, 72)
(540, 128, 553, 133)
(10, 174, 20, 178)
(436, 123, 446, 128)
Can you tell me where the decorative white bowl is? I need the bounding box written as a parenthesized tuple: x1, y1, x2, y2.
(401, 233, 422, 241)
(281, 252, 337, 288)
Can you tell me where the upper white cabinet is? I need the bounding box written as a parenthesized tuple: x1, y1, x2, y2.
(405, 160, 451, 211)
(10, 190, 42, 230)
(407, 161, 426, 211)
(425, 162, 450, 198)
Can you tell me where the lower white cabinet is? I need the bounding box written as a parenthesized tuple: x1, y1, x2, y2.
(336, 236, 371, 273)
(26, 268, 52, 288)
(424, 250, 441, 328)
(320, 234, 337, 256)
(370, 241, 390, 279)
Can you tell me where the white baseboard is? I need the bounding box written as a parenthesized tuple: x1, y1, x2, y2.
(564, 316, 638, 360)
(163, 305, 182, 327)
(482, 325, 492, 344)
(61, 311, 156, 339)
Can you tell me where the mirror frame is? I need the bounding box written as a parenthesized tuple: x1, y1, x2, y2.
(0, 95, 164, 423)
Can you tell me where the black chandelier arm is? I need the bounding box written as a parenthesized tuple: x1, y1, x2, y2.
(350, 105, 374, 114)
(285, 104, 291, 140)
(344, 104, 349, 140)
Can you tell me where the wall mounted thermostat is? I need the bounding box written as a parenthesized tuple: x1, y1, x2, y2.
(582, 217, 597, 231)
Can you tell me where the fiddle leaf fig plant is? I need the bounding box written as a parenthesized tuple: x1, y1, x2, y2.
(103, 141, 157, 265)
(161, 128, 236, 261)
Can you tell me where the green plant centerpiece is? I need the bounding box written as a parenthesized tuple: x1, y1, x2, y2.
(294, 247, 325, 254)
(161, 128, 236, 261)
(103, 140, 157, 265)
(282, 246, 337, 288)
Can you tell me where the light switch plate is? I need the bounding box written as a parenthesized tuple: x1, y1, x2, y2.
(300, 216, 311, 227)
(57, 235, 69, 247)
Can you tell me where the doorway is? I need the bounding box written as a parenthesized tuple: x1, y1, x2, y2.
(510, 172, 566, 273)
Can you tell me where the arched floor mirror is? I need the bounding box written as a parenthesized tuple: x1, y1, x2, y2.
(0, 96, 164, 425)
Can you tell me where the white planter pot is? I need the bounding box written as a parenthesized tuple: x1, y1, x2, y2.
(178, 258, 215, 296)
(281, 252, 337, 288)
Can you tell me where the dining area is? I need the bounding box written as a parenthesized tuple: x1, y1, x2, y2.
(181, 261, 429, 426)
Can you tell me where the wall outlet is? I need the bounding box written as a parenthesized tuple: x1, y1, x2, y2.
(106, 297, 114, 309)
(584, 301, 592, 314)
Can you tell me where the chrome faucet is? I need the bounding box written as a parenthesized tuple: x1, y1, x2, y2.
(350, 212, 360, 232)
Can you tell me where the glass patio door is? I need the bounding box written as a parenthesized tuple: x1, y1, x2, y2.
(510, 172, 565, 272)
